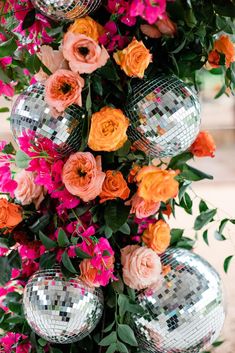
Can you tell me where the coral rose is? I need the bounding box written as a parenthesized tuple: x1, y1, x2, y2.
(0, 198, 22, 229)
(141, 15, 177, 38)
(35, 45, 69, 82)
(126, 193, 160, 219)
(79, 259, 100, 287)
(214, 34, 235, 68)
(136, 166, 179, 202)
(68, 16, 104, 42)
(113, 38, 152, 78)
(207, 50, 220, 69)
(88, 106, 129, 152)
(45, 69, 84, 116)
(62, 32, 109, 74)
(121, 245, 162, 290)
(99, 170, 130, 203)
(62, 152, 105, 202)
(143, 220, 171, 254)
(190, 131, 216, 158)
(14, 170, 45, 209)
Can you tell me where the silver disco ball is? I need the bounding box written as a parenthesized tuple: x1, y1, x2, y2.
(31, 0, 101, 21)
(10, 83, 84, 156)
(133, 248, 225, 353)
(124, 75, 201, 158)
(23, 267, 103, 344)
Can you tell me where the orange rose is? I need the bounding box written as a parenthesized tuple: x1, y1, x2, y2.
(0, 198, 22, 229)
(143, 220, 170, 254)
(68, 16, 104, 42)
(136, 166, 179, 202)
(128, 164, 141, 183)
(99, 170, 130, 203)
(113, 38, 152, 78)
(88, 107, 129, 152)
(190, 131, 216, 158)
(62, 152, 105, 202)
(214, 35, 235, 68)
(207, 50, 220, 69)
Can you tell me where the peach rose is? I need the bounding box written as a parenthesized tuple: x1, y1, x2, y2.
(190, 131, 216, 158)
(143, 220, 171, 254)
(68, 16, 104, 42)
(141, 15, 177, 38)
(214, 34, 235, 68)
(0, 198, 22, 229)
(45, 69, 84, 116)
(62, 32, 109, 74)
(136, 166, 179, 202)
(79, 259, 99, 287)
(121, 245, 162, 290)
(88, 107, 129, 152)
(99, 170, 130, 203)
(35, 45, 69, 82)
(14, 170, 46, 209)
(62, 152, 105, 202)
(126, 193, 160, 219)
(113, 38, 152, 78)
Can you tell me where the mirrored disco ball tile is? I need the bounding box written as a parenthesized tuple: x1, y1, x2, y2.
(10, 83, 84, 156)
(23, 268, 103, 344)
(133, 248, 225, 353)
(31, 0, 101, 21)
(125, 75, 201, 158)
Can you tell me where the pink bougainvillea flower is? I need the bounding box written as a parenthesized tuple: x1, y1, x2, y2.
(0, 80, 14, 97)
(0, 332, 32, 353)
(130, 0, 166, 24)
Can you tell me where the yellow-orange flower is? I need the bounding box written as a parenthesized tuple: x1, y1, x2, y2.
(99, 170, 130, 203)
(113, 38, 152, 78)
(0, 198, 22, 229)
(190, 131, 216, 158)
(136, 166, 179, 202)
(88, 106, 129, 152)
(68, 16, 104, 42)
(214, 34, 235, 68)
(143, 220, 170, 254)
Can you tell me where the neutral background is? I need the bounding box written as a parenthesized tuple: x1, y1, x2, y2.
(0, 72, 235, 352)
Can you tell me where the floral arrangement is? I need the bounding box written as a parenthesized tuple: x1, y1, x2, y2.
(0, 0, 234, 352)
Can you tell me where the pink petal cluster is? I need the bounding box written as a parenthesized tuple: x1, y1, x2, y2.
(0, 332, 31, 353)
(0, 141, 17, 196)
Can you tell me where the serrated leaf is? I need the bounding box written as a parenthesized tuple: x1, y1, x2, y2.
(194, 209, 217, 230)
(39, 231, 57, 250)
(117, 324, 138, 347)
(202, 230, 209, 246)
(224, 255, 233, 273)
(15, 150, 30, 168)
(99, 332, 117, 346)
(57, 228, 70, 247)
(62, 252, 77, 273)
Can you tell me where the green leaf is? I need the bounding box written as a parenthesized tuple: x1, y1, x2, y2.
(15, 150, 30, 169)
(212, 340, 224, 347)
(75, 247, 92, 259)
(29, 214, 51, 235)
(2, 142, 15, 154)
(117, 341, 129, 353)
(39, 252, 56, 269)
(25, 54, 41, 74)
(178, 181, 191, 201)
(105, 226, 113, 238)
(170, 228, 184, 245)
(168, 152, 193, 170)
(199, 200, 209, 213)
(5, 315, 25, 324)
(115, 140, 132, 157)
(219, 219, 229, 234)
(112, 275, 124, 294)
(180, 192, 192, 214)
(202, 230, 209, 246)
(0, 37, 17, 58)
(0, 107, 9, 113)
(98, 60, 120, 81)
(104, 200, 130, 232)
(22, 9, 36, 30)
(99, 332, 117, 346)
(0, 238, 9, 248)
(181, 165, 213, 181)
(214, 231, 226, 241)
(62, 251, 77, 273)
(105, 343, 117, 353)
(0, 257, 12, 285)
(224, 255, 233, 273)
(214, 84, 226, 99)
(38, 338, 47, 347)
(103, 322, 115, 333)
(194, 209, 217, 230)
(117, 324, 138, 347)
(119, 223, 131, 235)
(39, 231, 57, 250)
(57, 228, 70, 247)
(8, 250, 21, 269)
(176, 237, 195, 250)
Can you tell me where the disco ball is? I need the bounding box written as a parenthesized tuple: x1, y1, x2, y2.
(31, 0, 101, 21)
(133, 248, 225, 353)
(10, 83, 84, 156)
(124, 75, 201, 158)
(23, 267, 103, 344)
